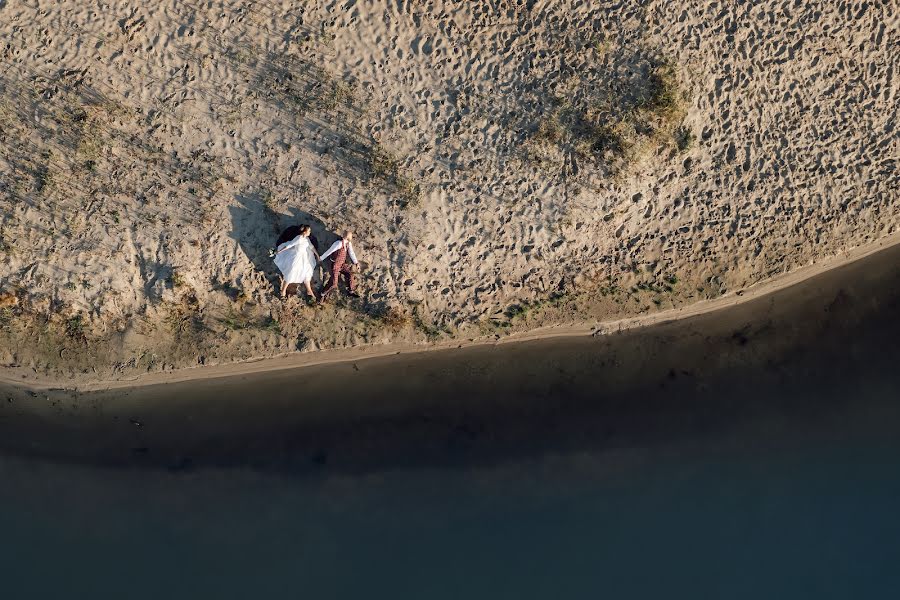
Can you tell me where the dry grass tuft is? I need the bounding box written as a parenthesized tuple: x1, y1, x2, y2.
(372, 305, 411, 331)
(369, 147, 420, 208)
(529, 53, 691, 179)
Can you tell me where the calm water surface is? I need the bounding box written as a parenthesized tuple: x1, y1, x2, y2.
(2, 419, 900, 599)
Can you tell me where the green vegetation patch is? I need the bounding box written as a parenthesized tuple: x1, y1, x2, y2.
(166, 269, 186, 289)
(64, 313, 86, 342)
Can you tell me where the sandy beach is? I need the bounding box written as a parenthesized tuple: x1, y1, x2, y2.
(1, 227, 898, 392)
(1, 229, 898, 471)
(1, 0, 897, 384)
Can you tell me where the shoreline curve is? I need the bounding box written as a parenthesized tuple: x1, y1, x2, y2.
(2, 230, 899, 393)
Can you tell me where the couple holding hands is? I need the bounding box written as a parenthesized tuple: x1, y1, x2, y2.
(274, 226, 360, 303)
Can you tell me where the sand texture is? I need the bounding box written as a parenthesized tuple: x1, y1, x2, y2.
(0, 0, 898, 382)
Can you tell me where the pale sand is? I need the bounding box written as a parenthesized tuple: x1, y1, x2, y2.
(0, 1, 897, 382)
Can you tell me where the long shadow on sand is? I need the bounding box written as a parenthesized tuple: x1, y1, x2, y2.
(228, 191, 341, 293)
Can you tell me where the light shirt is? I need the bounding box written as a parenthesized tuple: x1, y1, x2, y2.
(320, 239, 358, 264)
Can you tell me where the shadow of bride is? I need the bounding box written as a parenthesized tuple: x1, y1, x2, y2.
(228, 192, 337, 296)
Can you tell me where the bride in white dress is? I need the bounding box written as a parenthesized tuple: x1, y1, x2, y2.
(273, 225, 319, 301)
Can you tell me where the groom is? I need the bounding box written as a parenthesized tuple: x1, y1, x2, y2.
(319, 230, 360, 299)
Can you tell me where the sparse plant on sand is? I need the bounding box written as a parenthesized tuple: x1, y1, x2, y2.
(675, 126, 695, 152)
(372, 305, 411, 331)
(219, 309, 281, 334)
(411, 306, 448, 340)
(0, 308, 12, 329)
(64, 313, 86, 341)
(599, 281, 621, 296)
(34, 151, 56, 194)
(318, 79, 355, 112)
(75, 127, 104, 172)
(261, 188, 276, 210)
(640, 60, 684, 120)
(502, 292, 568, 323)
(165, 294, 206, 340)
(528, 53, 690, 179)
(167, 269, 186, 289)
(632, 58, 690, 150)
(369, 146, 420, 208)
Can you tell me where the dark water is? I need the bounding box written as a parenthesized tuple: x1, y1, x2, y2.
(2, 426, 900, 599)
(2, 243, 900, 598)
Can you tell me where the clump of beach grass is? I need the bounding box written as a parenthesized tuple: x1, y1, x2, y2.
(167, 268, 186, 289)
(369, 146, 420, 208)
(528, 53, 691, 178)
(64, 313, 86, 342)
(410, 305, 449, 340)
(219, 309, 281, 334)
(165, 293, 206, 341)
(372, 305, 411, 332)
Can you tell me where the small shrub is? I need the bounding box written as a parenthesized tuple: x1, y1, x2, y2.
(65, 313, 86, 341)
(165, 294, 206, 338)
(505, 304, 526, 319)
(529, 53, 690, 179)
(261, 188, 276, 210)
(167, 270, 185, 289)
(369, 147, 420, 208)
(259, 316, 281, 334)
(318, 80, 354, 112)
(167, 309, 204, 336)
(599, 283, 620, 296)
(35, 164, 54, 194)
(643, 61, 683, 119)
(373, 306, 410, 331)
(534, 114, 564, 145)
(411, 308, 447, 340)
(675, 126, 695, 152)
(220, 311, 280, 334)
(219, 313, 249, 331)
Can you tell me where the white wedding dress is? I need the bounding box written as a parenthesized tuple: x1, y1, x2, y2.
(274, 235, 316, 284)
